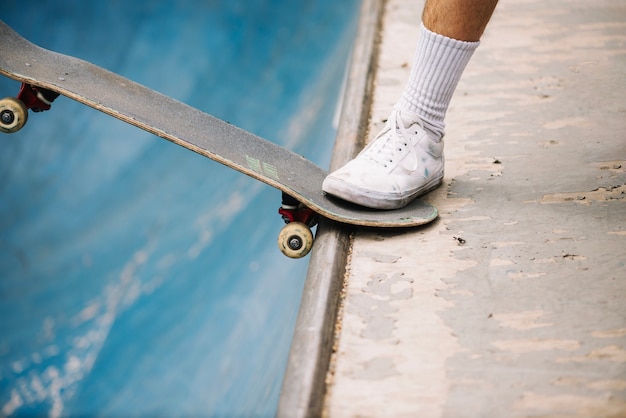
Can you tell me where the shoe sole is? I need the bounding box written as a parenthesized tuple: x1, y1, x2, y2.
(323, 173, 443, 210)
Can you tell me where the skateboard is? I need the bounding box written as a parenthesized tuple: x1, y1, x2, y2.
(0, 20, 438, 258)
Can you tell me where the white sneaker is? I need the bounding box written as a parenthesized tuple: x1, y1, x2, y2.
(323, 109, 444, 209)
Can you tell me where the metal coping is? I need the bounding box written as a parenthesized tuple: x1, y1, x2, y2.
(276, 0, 385, 417)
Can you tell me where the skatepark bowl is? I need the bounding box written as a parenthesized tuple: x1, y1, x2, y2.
(0, 1, 360, 416)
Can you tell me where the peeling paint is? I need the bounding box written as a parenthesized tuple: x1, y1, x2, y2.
(515, 392, 626, 417)
(558, 345, 626, 363)
(350, 357, 399, 380)
(492, 311, 552, 330)
(592, 328, 626, 339)
(357, 252, 401, 264)
(492, 339, 581, 353)
(538, 185, 626, 204)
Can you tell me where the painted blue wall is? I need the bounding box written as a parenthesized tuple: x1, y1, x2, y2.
(0, 1, 359, 416)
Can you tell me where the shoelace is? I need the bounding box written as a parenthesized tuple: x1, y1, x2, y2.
(363, 110, 422, 171)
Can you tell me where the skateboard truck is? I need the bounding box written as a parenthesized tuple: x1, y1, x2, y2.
(278, 192, 318, 258)
(0, 83, 59, 133)
(18, 83, 60, 112)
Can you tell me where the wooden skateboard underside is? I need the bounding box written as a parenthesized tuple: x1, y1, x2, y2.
(0, 20, 437, 227)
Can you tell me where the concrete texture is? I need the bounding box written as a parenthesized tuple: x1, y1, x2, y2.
(324, 0, 626, 416)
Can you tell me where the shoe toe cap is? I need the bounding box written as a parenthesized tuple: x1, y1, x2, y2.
(322, 161, 405, 209)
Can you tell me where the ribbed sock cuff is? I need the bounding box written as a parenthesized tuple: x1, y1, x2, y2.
(396, 24, 479, 139)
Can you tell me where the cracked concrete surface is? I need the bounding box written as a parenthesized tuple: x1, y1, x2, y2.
(324, 0, 626, 416)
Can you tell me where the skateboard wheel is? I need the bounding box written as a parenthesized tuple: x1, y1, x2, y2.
(0, 97, 28, 133)
(278, 222, 314, 259)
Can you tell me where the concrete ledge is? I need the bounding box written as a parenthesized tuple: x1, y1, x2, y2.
(276, 1, 384, 417)
(324, 0, 626, 416)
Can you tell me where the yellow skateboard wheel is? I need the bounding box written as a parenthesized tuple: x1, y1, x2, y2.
(0, 97, 28, 133)
(278, 222, 314, 259)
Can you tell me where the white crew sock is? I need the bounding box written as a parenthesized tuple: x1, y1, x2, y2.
(395, 23, 479, 141)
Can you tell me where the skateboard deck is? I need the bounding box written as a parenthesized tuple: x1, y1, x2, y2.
(0, 20, 437, 257)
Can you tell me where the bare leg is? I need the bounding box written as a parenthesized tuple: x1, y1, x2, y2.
(423, 0, 499, 42)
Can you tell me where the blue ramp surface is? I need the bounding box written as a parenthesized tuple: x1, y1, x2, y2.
(0, 1, 359, 416)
